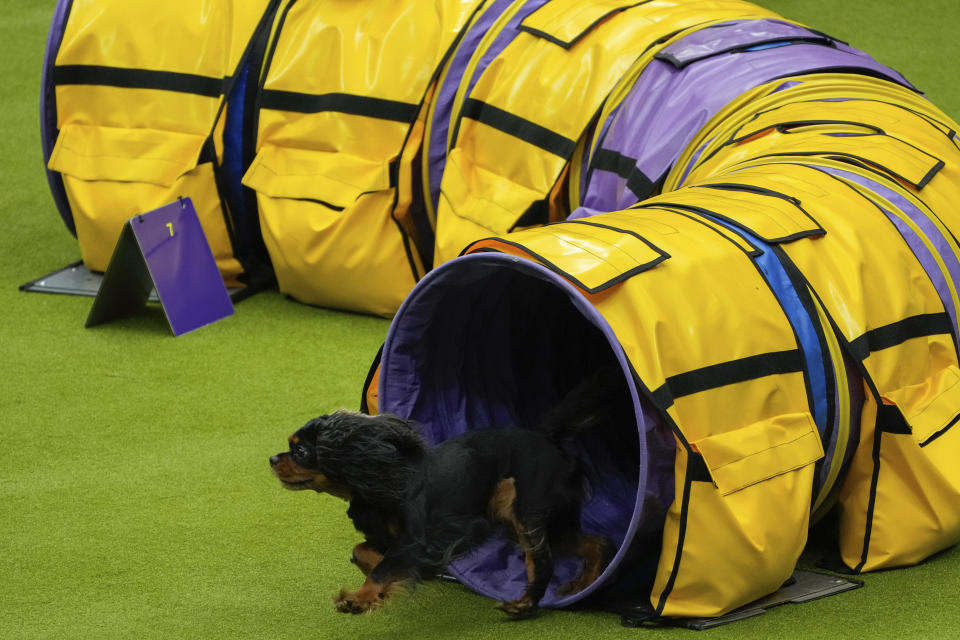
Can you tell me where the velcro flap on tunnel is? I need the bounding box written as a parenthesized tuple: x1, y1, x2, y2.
(655, 19, 833, 68)
(739, 99, 956, 145)
(242, 145, 392, 208)
(883, 365, 960, 447)
(48, 123, 206, 186)
(498, 219, 669, 293)
(518, 0, 644, 49)
(729, 124, 944, 189)
(661, 185, 824, 243)
(693, 412, 824, 496)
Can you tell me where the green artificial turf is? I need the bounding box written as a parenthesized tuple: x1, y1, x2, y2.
(2, 1, 959, 638)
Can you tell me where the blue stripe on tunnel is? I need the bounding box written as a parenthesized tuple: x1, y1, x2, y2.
(705, 217, 831, 436)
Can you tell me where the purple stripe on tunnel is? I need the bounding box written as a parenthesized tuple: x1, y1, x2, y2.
(581, 19, 913, 212)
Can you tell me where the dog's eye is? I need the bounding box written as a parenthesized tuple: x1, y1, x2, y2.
(292, 444, 309, 461)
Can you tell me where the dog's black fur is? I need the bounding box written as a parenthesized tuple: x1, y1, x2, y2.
(270, 368, 619, 617)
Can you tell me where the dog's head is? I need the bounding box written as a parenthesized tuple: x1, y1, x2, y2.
(269, 411, 427, 503)
(269, 416, 350, 497)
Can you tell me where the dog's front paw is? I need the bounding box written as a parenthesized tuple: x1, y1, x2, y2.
(495, 595, 539, 619)
(334, 587, 383, 614)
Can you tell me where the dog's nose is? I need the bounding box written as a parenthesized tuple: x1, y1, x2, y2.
(270, 455, 280, 467)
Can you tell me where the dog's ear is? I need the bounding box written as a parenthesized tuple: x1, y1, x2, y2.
(374, 413, 427, 459)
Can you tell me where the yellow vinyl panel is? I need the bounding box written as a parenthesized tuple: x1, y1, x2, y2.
(57, 1, 234, 76)
(653, 448, 816, 617)
(49, 0, 275, 283)
(434, 0, 780, 265)
(839, 391, 960, 572)
(248, 0, 483, 314)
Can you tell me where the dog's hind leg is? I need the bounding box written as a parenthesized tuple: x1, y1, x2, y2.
(557, 533, 611, 596)
(495, 528, 554, 618)
(490, 478, 554, 618)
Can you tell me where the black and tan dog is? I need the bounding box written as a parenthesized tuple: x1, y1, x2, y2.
(269, 373, 619, 618)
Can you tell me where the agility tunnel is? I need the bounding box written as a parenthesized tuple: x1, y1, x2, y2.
(41, 0, 486, 315)
(38, 0, 919, 315)
(364, 4, 960, 620)
(40, 0, 806, 315)
(41, 0, 960, 619)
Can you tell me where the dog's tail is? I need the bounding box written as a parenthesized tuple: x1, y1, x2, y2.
(536, 363, 631, 440)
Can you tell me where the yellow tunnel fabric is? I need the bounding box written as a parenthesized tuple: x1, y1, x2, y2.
(243, 0, 483, 316)
(433, 0, 779, 266)
(47, 0, 274, 284)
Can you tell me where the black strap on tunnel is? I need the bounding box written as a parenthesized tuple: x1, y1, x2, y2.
(848, 313, 953, 361)
(876, 402, 911, 434)
(876, 394, 960, 446)
(258, 90, 420, 123)
(359, 344, 384, 415)
(455, 97, 578, 158)
(52, 64, 226, 98)
(654, 445, 708, 616)
(685, 450, 712, 482)
(627, 364, 733, 616)
(855, 390, 884, 573)
(623, 365, 698, 616)
(590, 148, 657, 200)
(651, 349, 805, 409)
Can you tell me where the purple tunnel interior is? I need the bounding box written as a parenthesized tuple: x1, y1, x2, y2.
(379, 253, 676, 606)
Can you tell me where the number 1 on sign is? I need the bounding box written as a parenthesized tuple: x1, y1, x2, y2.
(166, 222, 174, 237)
